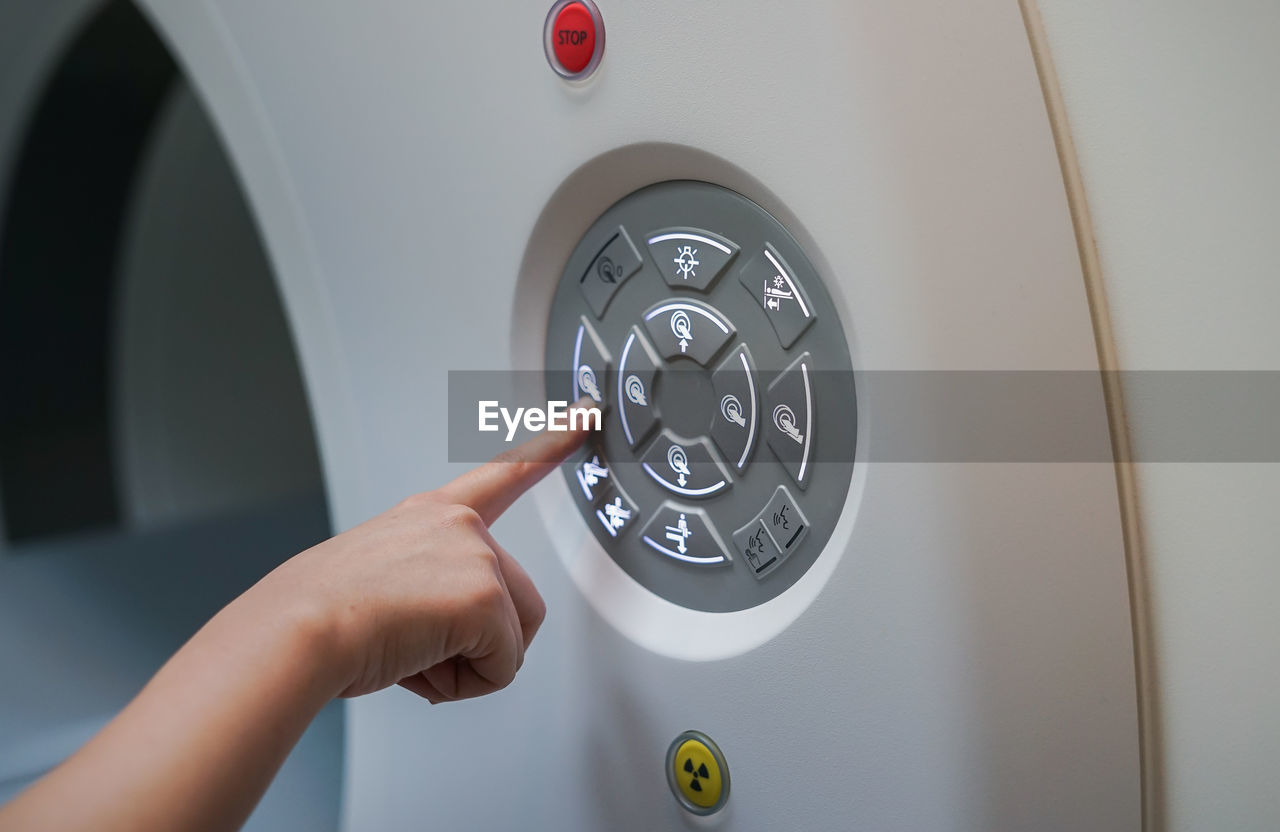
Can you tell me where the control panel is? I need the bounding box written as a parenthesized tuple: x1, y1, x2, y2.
(545, 182, 856, 612)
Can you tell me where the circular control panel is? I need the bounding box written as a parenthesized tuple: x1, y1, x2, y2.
(545, 181, 856, 612)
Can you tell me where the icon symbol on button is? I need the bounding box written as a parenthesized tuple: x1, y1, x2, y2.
(596, 256, 620, 284)
(670, 310, 693, 354)
(664, 513, 693, 555)
(720, 394, 747, 428)
(763, 274, 796, 311)
(624, 373, 647, 407)
(577, 364, 602, 403)
(683, 757, 710, 791)
(667, 444, 691, 487)
(744, 526, 776, 574)
(577, 455, 609, 500)
(674, 245, 700, 280)
(596, 496, 632, 537)
(773, 403, 804, 445)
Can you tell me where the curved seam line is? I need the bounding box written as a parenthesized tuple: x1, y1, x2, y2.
(1018, 3, 1161, 829)
(647, 231, 733, 255)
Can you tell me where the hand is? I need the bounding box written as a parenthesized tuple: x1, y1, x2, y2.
(246, 422, 590, 704)
(0, 409, 593, 832)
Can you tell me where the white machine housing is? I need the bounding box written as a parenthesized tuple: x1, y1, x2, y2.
(3, 1, 1277, 830)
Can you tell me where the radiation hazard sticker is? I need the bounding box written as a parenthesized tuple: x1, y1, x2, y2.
(666, 731, 729, 815)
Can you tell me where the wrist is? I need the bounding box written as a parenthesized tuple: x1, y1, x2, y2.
(232, 573, 356, 703)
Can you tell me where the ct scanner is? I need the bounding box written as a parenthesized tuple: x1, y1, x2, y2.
(0, 1, 1276, 830)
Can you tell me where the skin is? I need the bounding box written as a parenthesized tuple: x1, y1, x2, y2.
(0, 421, 590, 832)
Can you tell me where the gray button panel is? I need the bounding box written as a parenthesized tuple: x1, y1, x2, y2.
(642, 299, 736, 367)
(645, 227, 739, 292)
(709, 344, 759, 472)
(739, 244, 817, 348)
(640, 504, 731, 567)
(580, 226, 644, 318)
(546, 181, 857, 613)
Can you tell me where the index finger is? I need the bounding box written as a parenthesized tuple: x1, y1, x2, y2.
(437, 402, 597, 525)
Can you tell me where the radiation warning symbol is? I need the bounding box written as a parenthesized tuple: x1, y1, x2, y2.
(682, 756, 711, 792)
(666, 731, 729, 815)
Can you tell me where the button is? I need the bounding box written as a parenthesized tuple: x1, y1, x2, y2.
(733, 518, 786, 579)
(666, 731, 730, 815)
(640, 431, 731, 499)
(617, 327, 661, 449)
(578, 226, 642, 318)
(571, 316, 612, 408)
(738, 243, 817, 348)
(544, 0, 604, 79)
(573, 448, 612, 503)
(593, 483, 638, 540)
(709, 344, 759, 471)
(765, 352, 815, 490)
(640, 504, 731, 566)
(760, 485, 809, 554)
(645, 227, 739, 292)
(642, 299, 736, 367)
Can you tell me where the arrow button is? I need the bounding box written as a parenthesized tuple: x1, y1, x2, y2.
(640, 503, 731, 567)
(642, 299, 736, 367)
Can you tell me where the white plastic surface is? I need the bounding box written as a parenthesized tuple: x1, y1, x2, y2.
(114, 85, 322, 529)
(0, 7, 342, 826)
(1036, 3, 1280, 829)
(100, 0, 1140, 828)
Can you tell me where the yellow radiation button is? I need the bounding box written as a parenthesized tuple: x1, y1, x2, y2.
(666, 730, 730, 815)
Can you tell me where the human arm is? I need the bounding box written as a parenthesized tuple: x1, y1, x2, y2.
(0, 423, 588, 832)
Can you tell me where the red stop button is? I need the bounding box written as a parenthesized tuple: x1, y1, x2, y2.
(546, 1, 603, 78)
